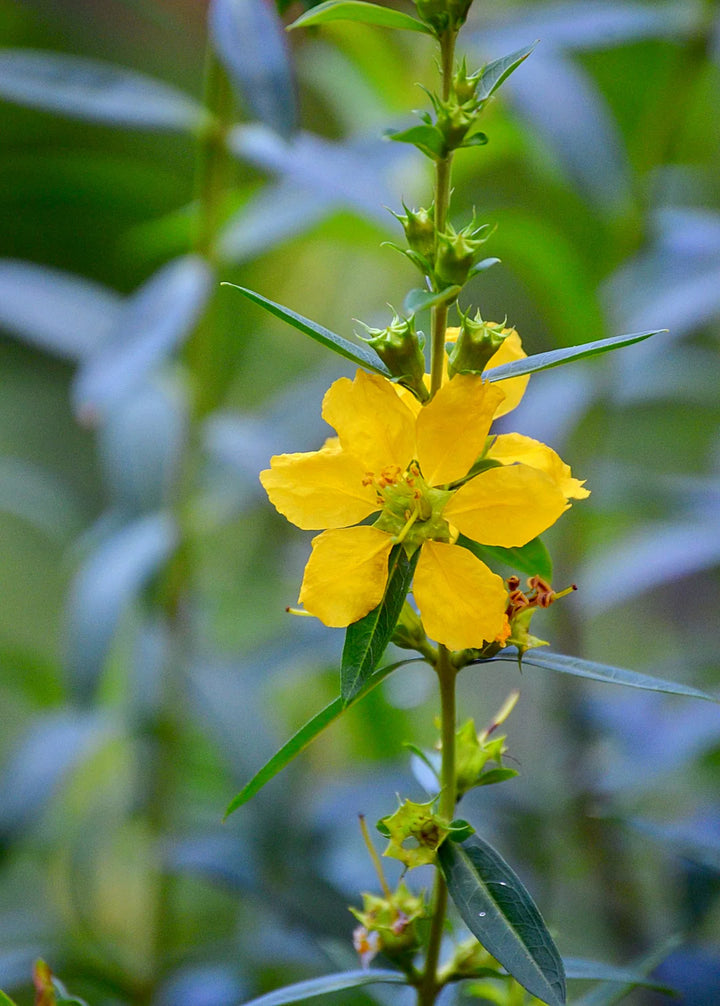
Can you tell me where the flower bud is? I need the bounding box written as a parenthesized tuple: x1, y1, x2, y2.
(391, 202, 436, 260)
(434, 223, 489, 288)
(356, 311, 428, 401)
(414, 0, 474, 31)
(452, 58, 481, 106)
(350, 882, 425, 964)
(447, 311, 512, 375)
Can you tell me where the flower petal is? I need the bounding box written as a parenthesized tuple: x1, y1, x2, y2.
(444, 464, 568, 546)
(415, 374, 504, 486)
(414, 540, 506, 649)
(322, 370, 416, 472)
(299, 526, 394, 627)
(260, 446, 378, 530)
(485, 328, 529, 418)
(488, 433, 590, 499)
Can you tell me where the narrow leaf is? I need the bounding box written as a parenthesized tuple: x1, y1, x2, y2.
(288, 0, 432, 34)
(467, 256, 501, 279)
(462, 535, 553, 581)
(224, 658, 423, 817)
(209, 0, 297, 138)
(404, 286, 461, 314)
(0, 49, 209, 132)
(341, 547, 419, 704)
(477, 41, 539, 102)
(221, 284, 391, 375)
(237, 969, 408, 1006)
(0, 992, 18, 1006)
(439, 835, 566, 1006)
(386, 123, 446, 160)
(564, 958, 672, 993)
(486, 330, 663, 383)
(494, 651, 718, 703)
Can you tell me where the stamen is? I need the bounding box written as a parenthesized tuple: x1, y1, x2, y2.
(285, 606, 314, 617)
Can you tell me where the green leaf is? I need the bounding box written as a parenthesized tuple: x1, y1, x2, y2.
(0, 49, 209, 133)
(459, 131, 488, 148)
(288, 1, 433, 34)
(467, 256, 500, 279)
(386, 123, 447, 160)
(495, 651, 718, 702)
(571, 938, 681, 1006)
(224, 658, 423, 817)
(564, 958, 673, 993)
(461, 535, 553, 581)
(0, 991, 19, 1006)
(237, 969, 409, 1005)
(476, 767, 519, 786)
(221, 284, 391, 375)
(341, 547, 419, 704)
(404, 286, 461, 314)
(439, 834, 566, 1006)
(477, 41, 539, 102)
(486, 330, 664, 383)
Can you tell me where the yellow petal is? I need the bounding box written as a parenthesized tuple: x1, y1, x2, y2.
(260, 447, 378, 530)
(415, 374, 505, 486)
(414, 540, 507, 650)
(322, 370, 416, 473)
(444, 464, 568, 546)
(485, 328, 529, 418)
(299, 526, 394, 627)
(488, 433, 590, 499)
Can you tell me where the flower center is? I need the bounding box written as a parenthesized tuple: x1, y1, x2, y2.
(369, 462, 452, 552)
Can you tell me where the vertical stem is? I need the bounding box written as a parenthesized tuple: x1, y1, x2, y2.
(417, 645, 458, 1006)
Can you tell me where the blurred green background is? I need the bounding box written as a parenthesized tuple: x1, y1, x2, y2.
(0, 0, 719, 1003)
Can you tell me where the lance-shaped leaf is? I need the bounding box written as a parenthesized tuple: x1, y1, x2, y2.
(387, 123, 447, 160)
(564, 958, 673, 993)
(494, 650, 718, 703)
(237, 969, 409, 1005)
(439, 835, 566, 1006)
(288, 0, 432, 34)
(485, 329, 663, 383)
(462, 535, 553, 581)
(405, 286, 461, 314)
(0, 49, 209, 132)
(0, 992, 18, 1006)
(224, 657, 424, 817)
(341, 547, 419, 704)
(477, 41, 539, 102)
(209, 0, 297, 138)
(221, 284, 391, 375)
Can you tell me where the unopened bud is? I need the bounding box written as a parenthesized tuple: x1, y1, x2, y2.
(447, 311, 511, 375)
(356, 311, 428, 401)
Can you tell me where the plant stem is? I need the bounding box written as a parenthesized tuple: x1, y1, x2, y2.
(417, 645, 458, 1005)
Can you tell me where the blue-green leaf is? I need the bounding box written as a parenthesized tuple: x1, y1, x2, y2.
(386, 123, 446, 160)
(495, 651, 718, 702)
(341, 547, 419, 704)
(404, 286, 461, 314)
(238, 969, 408, 1005)
(209, 0, 297, 138)
(224, 658, 423, 817)
(467, 256, 501, 279)
(221, 284, 391, 375)
(0, 49, 209, 132)
(486, 330, 663, 383)
(288, 0, 432, 35)
(439, 834, 566, 1006)
(564, 958, 672, 993)
(477, 41, 539, 102)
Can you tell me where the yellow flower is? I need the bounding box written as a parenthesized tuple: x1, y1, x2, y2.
(261, 368, 581, 650)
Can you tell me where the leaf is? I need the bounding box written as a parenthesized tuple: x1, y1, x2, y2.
(459, 131, 488, 148)
(341, 547, 419, 704)
(461, 535, 553, 581)
(224, 658, 423, 817)
(65, 512, 178, 698)
(485, 330, 663, 383)
(477, 41, 539, 102)
(209, 0, 298, 138)
(404, 286, 461, 314)
(494, 651, 718, 703)
(467, 256, 501, 279)
(0, 49, 209, 132)
(564, 958, 672, 993)
(221, 284, 391, 375)
(73, 256, 213, 421)
(386, 123, 446, 160)
(0, 992, 18, 1006)
(439, 834, 566, 1006)
(288, 0, 432, 34)
(0, 259, 122, 361)
(237, 969, 409, 1005)
(571, 937, 681, 1006)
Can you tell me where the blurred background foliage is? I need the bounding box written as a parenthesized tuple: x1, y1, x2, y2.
(0, 0, 719, 1003)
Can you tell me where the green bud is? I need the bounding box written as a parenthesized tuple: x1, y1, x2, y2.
(447, 310, 511, 375)
(436, 98, 476, 150)
(391, 201, 436, 260)
(391, 601, 428, 651)
(350, 882, 426, 963)
(356, 311, 428, 401)
(452, 58, 482, 106)
(414, 0, 474, 31)
(435, 222, 489, 287)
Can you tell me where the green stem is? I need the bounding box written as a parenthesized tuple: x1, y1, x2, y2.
(417, 645, 458, 1006)
(429, 28, 457, 397)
